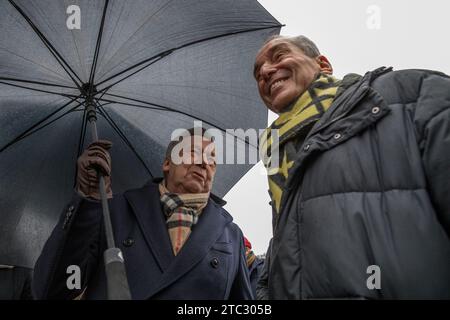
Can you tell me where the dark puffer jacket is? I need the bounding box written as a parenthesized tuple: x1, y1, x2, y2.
(260, 67, 450, 299)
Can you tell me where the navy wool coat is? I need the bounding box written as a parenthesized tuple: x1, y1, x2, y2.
(32, 179, 253, 300)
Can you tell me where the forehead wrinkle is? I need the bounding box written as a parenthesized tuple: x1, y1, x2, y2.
(254, 42, 292, 77)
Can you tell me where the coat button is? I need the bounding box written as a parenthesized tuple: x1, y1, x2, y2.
(372, 106, 380, 114)
(210, 258, 219, 268)
(123, 238, 134, 247)
(333, 133, 342, 140)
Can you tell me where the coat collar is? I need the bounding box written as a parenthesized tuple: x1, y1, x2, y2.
(124, 180, 233, 298)
(277, 67, 393, 215)
(307, 67, 393, 138)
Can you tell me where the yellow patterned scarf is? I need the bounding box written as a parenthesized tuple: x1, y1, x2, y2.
(260, 73, 341, 214)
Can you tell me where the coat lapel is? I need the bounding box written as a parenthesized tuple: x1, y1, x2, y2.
(124, 182, 175, 272)
(145, 198, 232, 298)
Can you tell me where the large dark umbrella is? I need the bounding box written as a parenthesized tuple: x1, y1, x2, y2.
(0, 0, 281, 297)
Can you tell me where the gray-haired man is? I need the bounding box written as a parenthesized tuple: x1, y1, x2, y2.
(255, 35, 450, 299)
(33, 128, 253, 299)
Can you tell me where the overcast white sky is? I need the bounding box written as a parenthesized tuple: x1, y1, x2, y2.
(224, 0, 450, 255)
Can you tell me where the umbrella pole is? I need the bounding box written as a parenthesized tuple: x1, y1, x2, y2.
(87, 102, 132, 300)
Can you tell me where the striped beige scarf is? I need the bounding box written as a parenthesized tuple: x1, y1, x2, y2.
(159, 181, 209, 255)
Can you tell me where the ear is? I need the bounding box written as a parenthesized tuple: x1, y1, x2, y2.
(316, 55, 333, 75)
(162, 158, 170, 175)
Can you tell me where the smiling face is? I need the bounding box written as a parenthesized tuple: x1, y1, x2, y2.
(254, 38, 331, 113)
(163, 136, 216, 194)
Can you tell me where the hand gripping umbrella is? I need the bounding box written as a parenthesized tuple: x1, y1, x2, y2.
(0, 0, 281, 299)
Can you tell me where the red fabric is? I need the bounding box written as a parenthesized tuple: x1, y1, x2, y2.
(243, 236, 252, 249)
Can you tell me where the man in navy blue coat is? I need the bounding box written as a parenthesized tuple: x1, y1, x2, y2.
(32, 128, 253, 300)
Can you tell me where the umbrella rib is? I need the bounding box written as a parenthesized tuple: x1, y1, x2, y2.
(97, 94, 257, 148)
(95, 0, 176, 76)
(0, 81, 79, 100)
(0, 77, 77, 90)
(97, 86, 110, 101)
(7, 0, 83, 89)
(88, 0, 110, 93)
(76, 106, 88, 159)
(12, 102, 84, 145)
(73, 107, 88, 188)
(96, 52, 170, 90)
(95, 24, 281, 90)
(0, 96, 83, 153)
(97, 97, 167, 112)
(96, 105, 135, 146)
(96, 102, 154, 178)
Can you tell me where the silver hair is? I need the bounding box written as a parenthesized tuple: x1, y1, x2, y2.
(264, 35, 321, 58)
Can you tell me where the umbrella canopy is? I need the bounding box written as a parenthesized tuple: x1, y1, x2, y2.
(0, 0, 281, 268)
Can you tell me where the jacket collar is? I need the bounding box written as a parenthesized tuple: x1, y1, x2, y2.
(124, 180, 232, 298)
(307, 67, 392, 138)
(278, 67, 393, 215)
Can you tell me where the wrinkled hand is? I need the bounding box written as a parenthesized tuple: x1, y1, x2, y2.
(76, 140, 113, 200)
